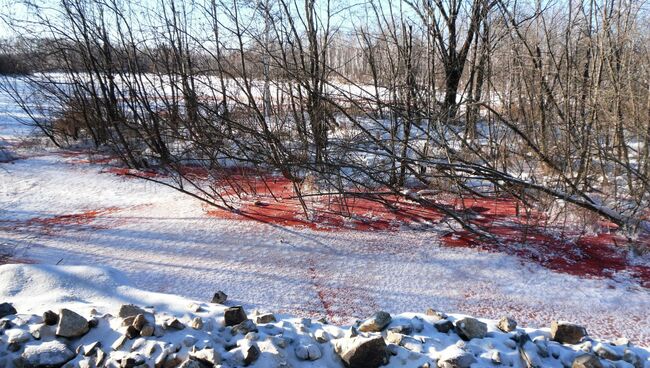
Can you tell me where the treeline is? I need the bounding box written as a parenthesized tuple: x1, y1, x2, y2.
(2, 0, 649, 237)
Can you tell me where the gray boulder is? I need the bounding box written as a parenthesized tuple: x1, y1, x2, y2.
(255, 313, 276, 324)
(497, 316, 517, 332)
(437, 346, 476, 368)
(358, 311, 391, 332)
(336, 335, 389, 368)
(232, 319, 258, 335)
(118, 305, 147, 319)
(295, 338, 322, 361)
(243, 344, 260, 366)
(42, 310, 58, 326)
(224, 306, 247, 326)
(211, 291, 228, 304)
(425, 308, 447, 321)
(594, 343, 621, 361)
(551, 321, 587, 344)
(434, 320, 454, 333)
(19, 340, 75, 368)
(55, 309, 89, 338)
(189, 348, 221, 366)
(0, 302, 17, 318)
(455, 317, 487, 340)
(572, 353, 603, 368)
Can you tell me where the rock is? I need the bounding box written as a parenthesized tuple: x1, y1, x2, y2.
(140, 325, 154, 337)
(118, 305, 147, 319)
(190, 317, 203, 330)
(358, 311, 391, 332)
(411, 317, 424, 333)
(386, 330, 404, 345)
(572, 353, 603, 368)
(122, 316, 136, 326)
(612, 338, 630, 346)
(400, 337, 423, 353)
(7, 329, 31, 344)
(18, 340, 75, 368)
(385, 331, 422, 353)
(0, 302, 17, 318)
(519, 341, 543, 368)
(0, 319, 13, 330)
(491, 351, 502, 365)
(30, 324, 55, 340)
(187, 302, 203, 313)
(454, 317, 487, 341)
(224, 306, 247, 326)
(131, 338, 146, 352)
(132, 314, 146, 331)
(190, 348, 221, 365)
(80, 341, 102, 356)
(434, 320, 454, 333)
(551, 321, 587, 344)
(211, 291, 228, 304)
(534, 339, 549, 358)
(8, 341, 22, 352)
(232, 319, 258, 335)
(164, 318, 185, 330)
(337, 335, 389, 368)
(389, 323, 413, 335)
(255, 313, 276, 324)
(425, 308, 447, 321)
(88, 317, 99, 329)
(120, 353, 145, 368)
(182, 335, 198, 347)
(43, 310, 59, 326)
(594, 343, 621, 361)
(111, 335, 128, 350)
(270, 335, 288, 349)
(125, 325, 140, 339)
(178, 359, 202, 368)
(56, 308, 89, 338)
(623, 349, 642, 368)
(243, 344, 261, 366)
(162, 354, 184, 368)
(300, 318, 312, 327)
(512, 331, 531, 346)
(295, 341, 322, 361)
(437, 346, 476, 368)
(497, 316, 517, 332)
(314, 329, 330, 343)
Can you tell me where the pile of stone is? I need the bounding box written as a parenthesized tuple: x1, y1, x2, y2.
(0, 297, 647, 368)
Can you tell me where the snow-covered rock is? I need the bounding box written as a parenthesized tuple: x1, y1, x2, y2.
(454, 317, 487, 341)
(18, 340, 75, 368)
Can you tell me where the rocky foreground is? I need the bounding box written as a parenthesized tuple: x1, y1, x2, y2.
(0, 294, 648, 368)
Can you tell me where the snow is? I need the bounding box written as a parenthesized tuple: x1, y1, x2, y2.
(0, 263, 648, 367)
(1, 77, 650, 349)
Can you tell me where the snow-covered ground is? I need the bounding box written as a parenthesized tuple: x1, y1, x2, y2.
(0, 80, 649, 348)
(1, 263, 648, 368)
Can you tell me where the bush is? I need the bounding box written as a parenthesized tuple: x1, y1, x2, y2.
(0, 53, 30, 75)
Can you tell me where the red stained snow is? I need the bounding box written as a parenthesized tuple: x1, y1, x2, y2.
(0, 207, 122, 236)
(101, 167, 161, 178)
(205, 173, 444, 231)
(96, 162, 650, 288)
(202, 170, 650, 288)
